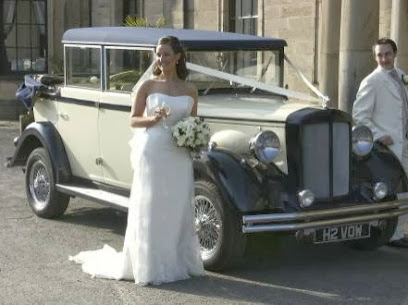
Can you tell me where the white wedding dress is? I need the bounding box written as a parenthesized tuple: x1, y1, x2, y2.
(69, 92, 204, 285)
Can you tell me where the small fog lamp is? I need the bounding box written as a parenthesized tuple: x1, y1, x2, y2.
(297, 190, 315, 208)
(373, 182, 388, 200)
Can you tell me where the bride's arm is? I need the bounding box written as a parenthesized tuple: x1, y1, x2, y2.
(130, 81, 163, 128)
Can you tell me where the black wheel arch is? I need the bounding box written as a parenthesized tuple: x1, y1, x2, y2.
(7, 122, 72, 183)
(352, 142, 408, 196)
(194, 149, 266, 213)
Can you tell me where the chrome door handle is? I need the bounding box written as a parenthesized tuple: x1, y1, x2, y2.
(58, 113, 69, 120)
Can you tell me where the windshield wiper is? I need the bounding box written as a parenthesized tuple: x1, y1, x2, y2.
(250, 56, 273, 93)
(203, 59, 229, 95)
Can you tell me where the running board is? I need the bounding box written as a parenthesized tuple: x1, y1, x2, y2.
(56, 183, 129, 211)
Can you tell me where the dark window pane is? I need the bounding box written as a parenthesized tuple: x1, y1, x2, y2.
(124, 0, 138, 16)
(106, 48, 153, 92)
(66, 47, 101, 89)
(230, 0, 258, 74)
(31, 1, 46, 25)
(2, 0, 47, 74)
(5, 26, 16, 47)
(16, 1, 30, 23)
(235, 19, 243, 33)
(243, 19, 250, 34)
(17, 25, 32, 47)
(252, 0, 258, 15)
(242, 0, 251, 16)
(235, 0, 241, 18)
(4, 1, 16, 29)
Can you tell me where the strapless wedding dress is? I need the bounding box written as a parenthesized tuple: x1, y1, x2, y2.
(69, 93, 204, 285)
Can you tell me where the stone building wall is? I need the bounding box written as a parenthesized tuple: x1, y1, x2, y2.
(263, 0, 318, 95)
(1, 0, 406, 120)
(379, 0, 392, 38)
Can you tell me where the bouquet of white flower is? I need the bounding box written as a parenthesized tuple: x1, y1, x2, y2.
(171, 116, 211, 151)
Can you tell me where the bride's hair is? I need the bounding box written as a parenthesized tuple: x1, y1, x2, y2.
(153, 36, 188, 80)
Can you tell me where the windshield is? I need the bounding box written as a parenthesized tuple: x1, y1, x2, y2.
(186, 50, 282, 96)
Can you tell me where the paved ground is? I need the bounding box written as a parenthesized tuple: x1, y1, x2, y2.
(1, 121, 408, 305)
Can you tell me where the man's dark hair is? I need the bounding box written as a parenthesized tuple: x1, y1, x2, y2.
(373, 38, 398, 54)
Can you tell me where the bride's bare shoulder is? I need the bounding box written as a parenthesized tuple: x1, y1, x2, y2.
(136, 78, 159, 94)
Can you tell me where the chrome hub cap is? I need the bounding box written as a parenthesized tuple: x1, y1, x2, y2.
(29, 160, 50, 210)
(194, 195, 222, 259)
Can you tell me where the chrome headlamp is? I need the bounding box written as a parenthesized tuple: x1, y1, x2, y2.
(352, 125, 373, 157)
(249, 130, 280, 164)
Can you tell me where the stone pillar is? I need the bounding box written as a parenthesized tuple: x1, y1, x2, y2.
(184, 0, 194, 29)
(318, 0, 341, 108)
(379, 0, 392, 38)
(391, 0, 408, 71)
(338, 0, 379, 113)
(219, 0, 230, 32)
(144, 1, 164, 25)
(164, 0, 184, 29)
(49, 0, 67, 74)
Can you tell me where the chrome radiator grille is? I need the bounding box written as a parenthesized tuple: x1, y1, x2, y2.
(301, 122, 350, 199)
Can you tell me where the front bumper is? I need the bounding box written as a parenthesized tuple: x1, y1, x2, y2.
(242, 195, 408, 233)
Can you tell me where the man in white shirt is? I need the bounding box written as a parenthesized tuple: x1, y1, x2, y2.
(353, 38, 408, 247)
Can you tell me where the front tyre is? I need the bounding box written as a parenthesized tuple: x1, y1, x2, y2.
(25, 147, 70, 218)
(347, 218, 397, 250)
(194, 180, 246, 271)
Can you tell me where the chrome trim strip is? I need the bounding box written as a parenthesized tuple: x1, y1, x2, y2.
(56, 184, 129, 211)
(243, 200, 408, 224)
(242, 207, 408, 233)
(397, 192, 408, 200)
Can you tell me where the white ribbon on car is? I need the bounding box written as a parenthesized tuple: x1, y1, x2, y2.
(187, 58, 330, 108)
(284, 55, 330, 108)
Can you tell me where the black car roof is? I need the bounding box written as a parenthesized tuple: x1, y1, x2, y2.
(62, 27, 287, 51)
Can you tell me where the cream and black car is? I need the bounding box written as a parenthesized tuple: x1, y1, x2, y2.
(6, 27, 408, 271)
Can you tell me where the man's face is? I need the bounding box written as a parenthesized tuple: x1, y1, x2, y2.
(374, 43, 396, 70)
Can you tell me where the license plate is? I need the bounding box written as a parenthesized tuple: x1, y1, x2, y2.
(314, 223, 371, 244)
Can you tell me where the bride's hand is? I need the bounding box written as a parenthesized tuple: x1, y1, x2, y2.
(151, 107, 166, 124)
(154, 107, 170, 118)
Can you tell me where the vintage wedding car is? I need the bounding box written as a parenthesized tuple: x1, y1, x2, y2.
(7, 27, 408, 270)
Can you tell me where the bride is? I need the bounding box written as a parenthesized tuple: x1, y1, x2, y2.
(69, 36, 204, 285)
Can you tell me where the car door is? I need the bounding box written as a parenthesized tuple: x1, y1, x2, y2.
(56, 45, 103, 182)
(98, 47, 153, 189)
(98, 92, 133, 189)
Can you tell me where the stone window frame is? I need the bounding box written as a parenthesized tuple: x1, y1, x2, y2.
(230, 0, 258, 35)
(1, 0, 48, 75)
(230, 0, 258, 76)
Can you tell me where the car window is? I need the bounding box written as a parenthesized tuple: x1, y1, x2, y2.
(186, 50, 281, 96)
(105, 48, 154, 93)
(65, 46, 101, 89)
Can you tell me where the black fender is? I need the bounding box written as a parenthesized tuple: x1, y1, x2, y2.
(194, 149, 268, 212)
(352, 142, 408, 196)
(6, 122, 72, 183)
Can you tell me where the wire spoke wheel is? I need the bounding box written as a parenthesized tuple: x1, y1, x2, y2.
(25, 147, 70, 218)
(194, 194, 222, 259)
(28, 160, 51, 210)
(194, 179, 246, 270)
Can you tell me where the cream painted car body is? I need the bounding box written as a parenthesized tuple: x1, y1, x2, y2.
(34, 87, 313, 189)
(9, 27, 408, 272)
